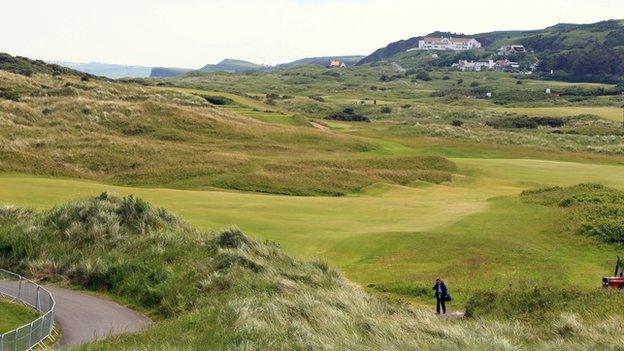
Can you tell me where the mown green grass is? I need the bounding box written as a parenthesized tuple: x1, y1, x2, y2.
(3, 157, 624, 307)
(0, 299, 38, 334)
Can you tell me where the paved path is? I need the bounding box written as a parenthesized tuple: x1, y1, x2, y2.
(46, 287, 152, 348)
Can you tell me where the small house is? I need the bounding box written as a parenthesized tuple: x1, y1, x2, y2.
(327, 60, 347, 69)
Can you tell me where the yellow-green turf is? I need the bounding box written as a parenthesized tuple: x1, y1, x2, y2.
(0, 299, 38, 334)
(2, 157, 624, 304)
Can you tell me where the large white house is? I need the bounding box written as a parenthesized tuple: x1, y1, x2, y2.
(417, 37, 482, 51)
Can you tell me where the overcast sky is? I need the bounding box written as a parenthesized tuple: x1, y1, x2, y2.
(2, 0, 622, 68)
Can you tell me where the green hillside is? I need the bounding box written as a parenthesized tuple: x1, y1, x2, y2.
(0, 52, 91, 78)
(278, 55, 365, 69)
(199, 59, 261, 73)
(358, 19, 624, 83)
(150, 67, 193, 78)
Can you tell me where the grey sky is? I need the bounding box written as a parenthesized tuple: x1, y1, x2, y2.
(1, 0, 622, 67)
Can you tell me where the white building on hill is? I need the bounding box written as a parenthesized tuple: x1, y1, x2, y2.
(417, 37, 482, 51)
(452, 60, 496, 71)
(327, 60, 347, 68)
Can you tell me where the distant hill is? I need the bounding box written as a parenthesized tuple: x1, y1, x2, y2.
(50, 61, 153, 79)
(150, 67, 193, 78)
(1, 53, 91, 78)
(278, 55, 365, 69)
(358, 19, 624, 83)
(199, 59, 261, 73)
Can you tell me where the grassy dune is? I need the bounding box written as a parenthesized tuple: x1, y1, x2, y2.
(0, 70, 458, 196)
(494, 106, 624, 122)
(0, 299, 38, 334)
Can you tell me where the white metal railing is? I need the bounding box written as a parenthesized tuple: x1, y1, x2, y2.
(0, 269, 55, 351)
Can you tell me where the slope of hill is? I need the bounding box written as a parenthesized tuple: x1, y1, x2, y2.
(278, 55, 365, 69)
(200, 59, 261, 73)
(50, 61, 153, 79)
(0, 53, 88, 78)
(358, 19, 624, 83)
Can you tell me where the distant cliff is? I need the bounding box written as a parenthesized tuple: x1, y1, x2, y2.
(150, 67, 192, 78)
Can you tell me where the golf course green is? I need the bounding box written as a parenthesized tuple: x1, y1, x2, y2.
(3, 157, 622, 304)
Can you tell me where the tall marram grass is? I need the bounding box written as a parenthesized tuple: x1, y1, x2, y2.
(2, 195, 624, 350)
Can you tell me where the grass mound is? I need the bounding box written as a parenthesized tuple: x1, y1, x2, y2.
(2, 195, 624, 350)
(522, 183, 624, 244)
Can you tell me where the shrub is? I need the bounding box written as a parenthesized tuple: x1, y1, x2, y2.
(216, 228, 250, 248)
(327, 108, 371, 122)
(309, 95, 325, 102)
(451, 119, 464, 127)
(487, 116, 565, 129)
(415, 70, 431, 81)
(380, 106, 392, 114)
(0, 89, 20, 101)
(202, 96, 232, 105)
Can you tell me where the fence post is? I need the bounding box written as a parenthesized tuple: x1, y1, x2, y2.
(17, 278, 22, 301)
(1, 332, 4, 351)
(36, 286, 40, 311)
(28, 322, 33, 348)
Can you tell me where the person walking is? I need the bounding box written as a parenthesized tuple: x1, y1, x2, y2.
(432, 279, 448, 315)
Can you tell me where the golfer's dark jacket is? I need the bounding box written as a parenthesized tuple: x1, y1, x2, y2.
(432, 283, 447, 298)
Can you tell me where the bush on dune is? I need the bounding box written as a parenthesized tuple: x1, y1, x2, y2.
(327, 107, 371, 122)
(522, 183, 624, 244)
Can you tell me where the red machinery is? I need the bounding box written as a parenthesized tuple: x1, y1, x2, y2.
(603, 257, 624, 289)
